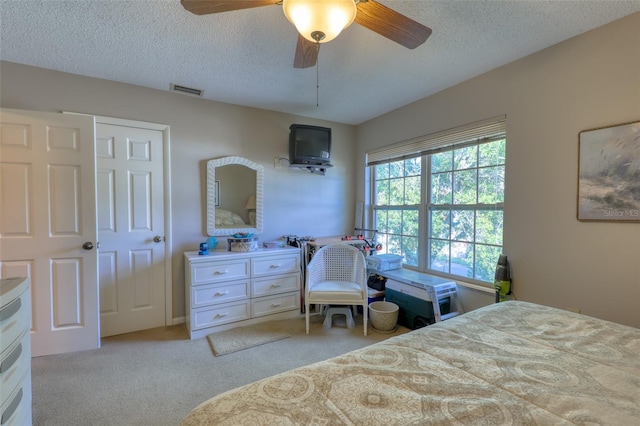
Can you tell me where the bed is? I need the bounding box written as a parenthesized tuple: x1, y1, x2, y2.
(214, 209, 248, 227)
(181, 301, 640, 425)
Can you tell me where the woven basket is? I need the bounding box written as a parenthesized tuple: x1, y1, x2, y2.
(227, 236, 258, 252)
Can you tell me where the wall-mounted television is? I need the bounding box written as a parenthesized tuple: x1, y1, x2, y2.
(289, 124, 332, 167)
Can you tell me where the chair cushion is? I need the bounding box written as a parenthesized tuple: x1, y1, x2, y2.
(308, 281, 364, 303)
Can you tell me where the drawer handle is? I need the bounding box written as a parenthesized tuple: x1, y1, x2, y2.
(215, 312, 229, 318)
(0, 343, 22, 374)
(270, 284, 281, 288)
(271, 302, 282, 307)
(213, 270, 228, 275)
(214, 291, 229, 297)
(1, 388, 22, 425)
(269, 264, 281, 269)
(0, 298, 21, 322)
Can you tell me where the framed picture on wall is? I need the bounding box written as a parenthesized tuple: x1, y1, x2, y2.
(214, 180, 220, 206)
(577, 120, 640, 222)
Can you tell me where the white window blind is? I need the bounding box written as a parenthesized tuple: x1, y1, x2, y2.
(366, 115, 506, 166)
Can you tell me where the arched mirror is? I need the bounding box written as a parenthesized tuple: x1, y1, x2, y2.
(207, 156, 263, 236)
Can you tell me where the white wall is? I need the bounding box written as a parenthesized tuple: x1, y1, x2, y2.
(2, 12, 638, 328)
(0, 62, 357, 319)
(357, 13, 640, 327)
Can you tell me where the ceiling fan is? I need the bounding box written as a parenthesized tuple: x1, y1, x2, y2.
(181, 0, 432, 69)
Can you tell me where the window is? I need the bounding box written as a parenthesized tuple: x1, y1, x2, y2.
(373, 158, 422, 266)
(428, 141, 505, 282)
(368, 117, 506, 284)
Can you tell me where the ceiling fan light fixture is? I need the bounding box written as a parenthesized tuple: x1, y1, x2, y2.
(283, 0, 357, 44)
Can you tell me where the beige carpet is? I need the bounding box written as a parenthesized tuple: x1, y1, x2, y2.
(207, 321, 291, 356)
(31, 313, 410, 425)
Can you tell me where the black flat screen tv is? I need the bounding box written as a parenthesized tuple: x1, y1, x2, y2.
(289, 124, 332, 166)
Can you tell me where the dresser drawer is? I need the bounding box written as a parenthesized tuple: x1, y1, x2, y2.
(252, 254, 299, 277)
(192, 280, 250, 309)
(252, 293, 299, 318)
(1, 369, 31, 426)
(0, 289, 30, 355)
(0, 331, 30, 407)
(191, 259, 250, 285)
(252, 273, 299, 298)
(192, 301, 250, 330)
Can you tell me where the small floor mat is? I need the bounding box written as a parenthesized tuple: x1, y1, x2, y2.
(206, 323, 291, 356)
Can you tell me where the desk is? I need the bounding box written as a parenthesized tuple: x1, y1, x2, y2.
(304, 236, 370, 274)
(306, 236, 368, 252)
(305, 236, 370, 269)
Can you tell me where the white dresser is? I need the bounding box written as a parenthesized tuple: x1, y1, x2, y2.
(185, 247, 301, 339)
(1, 277, 32, 426)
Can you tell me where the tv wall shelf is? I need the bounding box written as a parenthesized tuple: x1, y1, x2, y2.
(290, 163, 333, 175)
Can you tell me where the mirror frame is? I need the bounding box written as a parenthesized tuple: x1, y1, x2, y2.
(207, 156, 264, 236)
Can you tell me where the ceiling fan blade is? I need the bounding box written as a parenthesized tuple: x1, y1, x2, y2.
(181, 0, 280, 15)
(355, 0, 432, 49)
(293, 34, 319, 69)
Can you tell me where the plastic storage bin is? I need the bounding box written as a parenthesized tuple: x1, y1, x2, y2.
(358, 288, 385, 314)
(366, 254, 402, 271)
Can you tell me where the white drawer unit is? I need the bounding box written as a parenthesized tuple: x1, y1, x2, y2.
(252, 255, 299, 277)
(0, 277, 32, 426)
(252, 293, 299, 318)
(191, 280, 251, 309)
(185, 247, 301, 339)
(192, 301, 251, 330)
(252, 273, 299, 298)
(191, 259, 250, 285)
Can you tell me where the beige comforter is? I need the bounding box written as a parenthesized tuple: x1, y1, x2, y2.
(182, 301, 640, 425)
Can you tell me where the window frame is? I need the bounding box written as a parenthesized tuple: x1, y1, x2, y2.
(367, 117, 506, 286)
(425, 138, 506, 283)
(370, 156, 426, 267)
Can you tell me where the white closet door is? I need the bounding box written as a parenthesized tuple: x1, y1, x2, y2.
(0, 108, 99, 356)
(96, 123, 166, 337)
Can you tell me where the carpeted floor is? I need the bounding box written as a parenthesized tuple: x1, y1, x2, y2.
(31, 313, 409, 425)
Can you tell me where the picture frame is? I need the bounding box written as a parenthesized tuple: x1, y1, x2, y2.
(214, 180, 220, 206)
(577, 120, 640, 222)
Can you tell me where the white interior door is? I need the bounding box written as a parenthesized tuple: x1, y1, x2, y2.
(96, 122, 166, 337)
(0, 108, 99, 356)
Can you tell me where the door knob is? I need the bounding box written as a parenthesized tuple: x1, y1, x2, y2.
(153, 236, 165, 243)
(82, 242, 94, 250)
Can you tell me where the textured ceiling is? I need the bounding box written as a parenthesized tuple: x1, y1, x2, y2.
(1, 1, 639, 125)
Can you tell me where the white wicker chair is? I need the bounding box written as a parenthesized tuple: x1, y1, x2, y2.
(305, 244, 368, 335)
